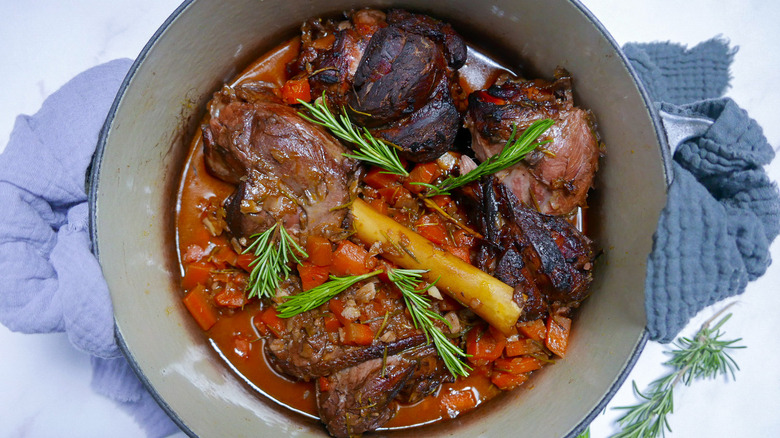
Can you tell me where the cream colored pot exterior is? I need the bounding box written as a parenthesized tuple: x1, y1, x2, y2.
(89, 0, 669, 436)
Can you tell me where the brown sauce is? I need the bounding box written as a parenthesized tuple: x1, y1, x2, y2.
(175, 36, 581, 429)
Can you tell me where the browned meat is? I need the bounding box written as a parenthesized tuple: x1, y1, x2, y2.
(316, 345, 449, 437)
(470, 178, 595, 321)
(466, 68, 601, 216)
(291, 8, 466, 162)
(201, 85, 358, 240)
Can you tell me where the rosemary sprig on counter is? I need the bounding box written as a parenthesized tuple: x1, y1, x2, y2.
(297, 96, 409, 176)
(275, 270, 383, 318)
(387, 268, 472, 378)
(243, 223, 308, 299)
(415, 119, 554, 197)
(611, 307, 744, 438)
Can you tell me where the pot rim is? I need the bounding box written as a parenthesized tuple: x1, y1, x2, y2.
(87, 0, 668, 436)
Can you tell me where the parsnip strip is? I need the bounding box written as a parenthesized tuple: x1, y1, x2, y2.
(350, 198, 520, 335)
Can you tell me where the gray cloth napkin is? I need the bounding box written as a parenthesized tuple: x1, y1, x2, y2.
(625, 40, 780, 342)
(0, 59, 179, 437)
(0, 39, 777, 435)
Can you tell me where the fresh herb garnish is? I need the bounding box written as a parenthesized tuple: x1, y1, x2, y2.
(387, 268, 471, 378)
(611, 306, 744, 438)
(243, 223, 308, 299)
(297, 95, 409, 176)
(416, 119, 554, 197)
(275, 270, 383, 318)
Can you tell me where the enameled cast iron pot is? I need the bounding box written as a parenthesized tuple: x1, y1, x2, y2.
(89, 0, 670, 436)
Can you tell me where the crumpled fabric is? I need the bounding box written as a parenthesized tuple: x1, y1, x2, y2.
(0, 58, 179, 437)
(0, 39, 777, 434)
(625, 40, 780, 342)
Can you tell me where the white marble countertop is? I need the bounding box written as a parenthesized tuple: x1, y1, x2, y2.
(1, 1, 778, 437)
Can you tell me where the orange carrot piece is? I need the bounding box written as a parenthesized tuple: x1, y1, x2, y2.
(363, 167, 400, 189)
(546, 315, 571, 358)
(182, 284, 218, 331)
(233, 336, 252, 359)
(297, 262, 331, 291)
(214, 287, 247, 308)
(444, 244, 471, 264)
(235, 253, 255, 272)
(318, 376, 331, 392)
(260, 307, 286, 338)
(491, 371, 529, 391)
(466, 325, 507, 364)
(342, 323, 374, 346)
(328, 298, 357, 326)
(330, 241, 373, 276)
(367, 198, 390, 215)
(493, 357, 543, 374)
(306, 236, 333, 267)
(323, 314, 342, 333)
(517, 319, 547, 343)
(281, 78, 311, 104)
(415, 214, 449, 246)
(505, 338, 543, 357)
(181, 262, 212, 291)
(405, 162, 442, 194)
(440, 389, 478, 417)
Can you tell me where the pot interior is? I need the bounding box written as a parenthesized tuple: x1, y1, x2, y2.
(90, 0, 667, 436)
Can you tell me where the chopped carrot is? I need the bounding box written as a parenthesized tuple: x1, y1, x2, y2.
(253, 313, 269, 336)
(330, 241, 373, 276)
(431, 194, 453, 209)
(517, 319, 547, 343)
(306, 236, 333, 267)
(378, 185, 412, 207)
(494, 357, 543, 374)
(281, 78, 311, 104)
(214, 287, 247, 308)
(444, 244, 471, 263)
(328, 298, 357, 326)
(440, 389, 478, 417)
(466, 325, 507, 364)
(181, 262, 212, 291)
(235, 253, 255, 272)
(323, 314, 342, 332)
(363, 167, 400, 189)
(491, 371, 529, 390)
(342, 323, 374, 346)
(545, 315, 571, 358)
(405, 162, 442, 194)
(233, 336, 252, 359)
(260, 307, 286, 338)
(452, 228, 477, 248)
(505, 338, 543, 357)
(210, 244, 238, 268)
(182, 244, 206, 263)
(182, 284, 218, 331)
(367, 198, 390, 215)
(297, 262, 331, 291)
(318, 376, 331, 392)
(415, 214, 449, 246)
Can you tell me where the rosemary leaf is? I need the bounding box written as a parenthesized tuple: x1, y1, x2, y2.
(243, 224, 308, 299)
(297, 96, 409, 176)
(420, 119, 554, 197)
(611, 306, 744, 438)
(387, 268, 471, 378)
(276, 270, 383, 318)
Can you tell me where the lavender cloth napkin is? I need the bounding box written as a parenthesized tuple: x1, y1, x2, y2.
(0, 59, 179, 437)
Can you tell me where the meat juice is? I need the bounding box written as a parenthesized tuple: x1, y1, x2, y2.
(176, 36, 583, 428)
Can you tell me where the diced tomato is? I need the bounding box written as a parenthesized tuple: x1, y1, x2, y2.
(494, 357, 543, 374)
(363, 167, 400, 189)
(466, 325, 507, 364)
(182, 262, 212, 291)
(330, 241, 374, 276)
(182, 284, 218, 331)
(367, 198, 390, 215)
(260, 307, 286, 338)
(546, 315, 571, 358)
(444, 244, 471, 263)
(297, 262, 331, 291)
(415, 214, 449, 246)
(439, 389, 478, 418)
(281, 78, 311, 104)
(318, 376, 331, 392)
(505, 338, 543, 357)
(491, 371, 529, 391)
(214, 287, 247, 308)
(342, 323, 374, 346)
(405, 162, 442, 194)
(328, 298, 357, 326)
(235, 253, 256, 272)
(233, 336, 252, 359)
(306, 236, 333, 267)
(182, 244, 207, 263)
(517, 319, 547, 343)
(323, 314, 342, 333)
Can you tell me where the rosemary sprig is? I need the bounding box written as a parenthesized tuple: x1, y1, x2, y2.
(297, 96, 409, 176)
(416, 119, 555, 197)
(275, 270, 383, 318)
(243, 223, 308, 299)
(387, 268, 471, 378)
(611, 306, 744, 438)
